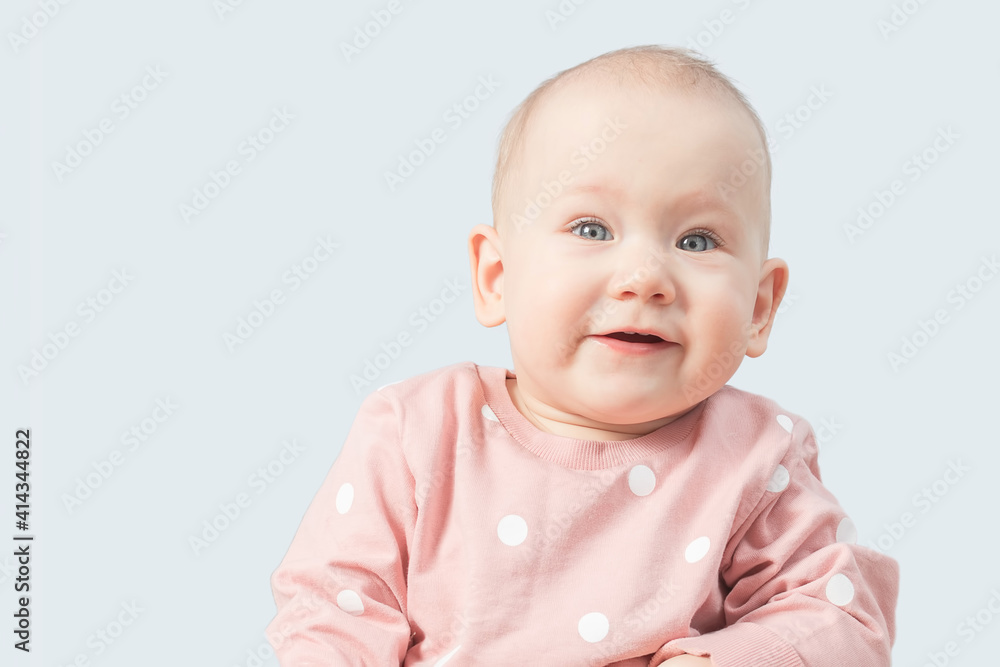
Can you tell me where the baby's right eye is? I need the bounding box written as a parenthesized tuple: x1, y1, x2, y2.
(568, 218, 613, 241)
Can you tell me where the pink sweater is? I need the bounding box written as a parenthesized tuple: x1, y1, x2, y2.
(267, 362, 898, 666)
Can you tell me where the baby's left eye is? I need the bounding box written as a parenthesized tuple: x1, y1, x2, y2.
(677, 233, 718, 252)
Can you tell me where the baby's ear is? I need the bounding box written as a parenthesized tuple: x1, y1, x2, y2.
(468, 224, 506, 327)
(746, 258, 789, 358)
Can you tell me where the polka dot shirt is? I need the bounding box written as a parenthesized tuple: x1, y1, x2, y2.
(267, 362, 898, 667)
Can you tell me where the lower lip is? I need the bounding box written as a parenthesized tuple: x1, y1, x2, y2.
(588, 335, 677, 355)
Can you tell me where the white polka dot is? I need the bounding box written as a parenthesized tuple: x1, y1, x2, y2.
(836, 517, 858, 544)
(685, 536, 711, 563)
(628, 465, 656, 496)
(336, 483, 354, 514)
(578, 612, 609, 642)
(337, 589, 364, 615)
(481, 405, 499, 422)
(767, 464, 790, 492)
(497, 514, 527, 546)
(826, 574, 855, 606)
(776, 414, 794, 433)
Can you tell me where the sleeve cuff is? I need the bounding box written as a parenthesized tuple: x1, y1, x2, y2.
(651, 623, 804, 667)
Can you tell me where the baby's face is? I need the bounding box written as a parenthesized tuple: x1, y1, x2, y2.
(472, 77, 787, 433)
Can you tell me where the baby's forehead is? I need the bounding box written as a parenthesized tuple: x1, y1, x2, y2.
(519, 75, 759, 175)
(534, 69, 746, 131)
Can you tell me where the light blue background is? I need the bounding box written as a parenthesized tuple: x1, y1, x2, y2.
(2, 0, 998, 665)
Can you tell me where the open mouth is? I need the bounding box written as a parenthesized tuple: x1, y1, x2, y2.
(603, 331, 665, 343)
(590, 330, 673, 355)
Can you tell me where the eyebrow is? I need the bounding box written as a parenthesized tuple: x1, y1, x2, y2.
(564, 182, 624, 198)
(565, 182, 739, 216)
(670, 191, 739, 217)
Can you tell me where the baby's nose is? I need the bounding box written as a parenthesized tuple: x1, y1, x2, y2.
(611, 245, 675, 302)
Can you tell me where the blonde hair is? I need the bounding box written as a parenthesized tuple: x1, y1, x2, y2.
(491, 45, 772, 250)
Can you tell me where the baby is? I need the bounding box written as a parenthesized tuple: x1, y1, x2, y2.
(266, 46, 899, 666)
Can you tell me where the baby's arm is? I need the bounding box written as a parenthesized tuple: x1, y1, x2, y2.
(652, 417, 898, 666)
(266, 390, 415, 665)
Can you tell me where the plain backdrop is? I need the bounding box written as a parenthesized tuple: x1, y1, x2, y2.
(2, 0, 999, 665)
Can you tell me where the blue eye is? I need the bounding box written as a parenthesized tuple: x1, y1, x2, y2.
(569, 218, 612, 241)
(677, 233, 718, 252)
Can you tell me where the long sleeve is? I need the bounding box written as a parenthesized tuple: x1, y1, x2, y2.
(651, 416, 899, 667)
(266, 390, 416, 666)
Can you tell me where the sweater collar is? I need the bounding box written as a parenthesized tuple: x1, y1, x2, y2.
(476, 364, 706, 471)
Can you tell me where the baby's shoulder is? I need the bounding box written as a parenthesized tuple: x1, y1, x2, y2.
(704, 385, 816, 459)
(709, 383, 797, 411)
(365, 360, 486, 412)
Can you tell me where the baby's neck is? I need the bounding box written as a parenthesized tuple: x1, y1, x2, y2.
(505, 377, 691, 442)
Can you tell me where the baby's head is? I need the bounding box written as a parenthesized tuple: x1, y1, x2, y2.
(468, 46, 789, 439)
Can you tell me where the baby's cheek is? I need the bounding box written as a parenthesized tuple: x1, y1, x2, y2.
(684, 308, 749, 379)
(695, 292, 750, 341)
